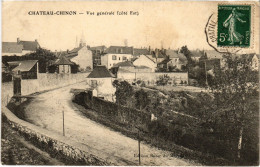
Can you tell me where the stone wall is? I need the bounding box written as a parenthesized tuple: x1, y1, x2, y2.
(1, 106, 132, 165)
(117, 71, 188, 85)
(21, 73, 89, 95)
(1, 82, 13, 106)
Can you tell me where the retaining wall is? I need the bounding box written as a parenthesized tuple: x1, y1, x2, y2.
(1, 106, 133, 165)
(117, 71, 188, 85)
(21, 73, 89, 95)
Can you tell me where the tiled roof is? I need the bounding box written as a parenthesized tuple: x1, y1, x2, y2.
(112, 61, 134, 68)
(12, 60, 38, 72)
(133, 48, 149, 56)
(104, 46, 133, 54)
(2, 42, 23, 54)
(54, 56, 74, 65)
(204, 50, 223, 59)
(87, 66, 114, 78)
(18, 41, 39, 51)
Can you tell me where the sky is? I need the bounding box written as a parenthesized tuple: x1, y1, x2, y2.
(2, 1, 259, 52)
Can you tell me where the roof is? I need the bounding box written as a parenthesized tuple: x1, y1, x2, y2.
(133, 48, 150, 56)
(69, 46, 84, 53)
(18, 40, 39, 51)
(12, 60, 38, 72)
(54, 56, 74, 65)
(112, 61, 134, 68)
(158, 58, 171, 65)
(89, 45, 107, 51)
(65, 52, 78, 59)
(104, 46, 133, 54)
(2, 42, 23, 54)
(204, 50, 223, 59)
(190, 50, 204, 58)
(7, 61, 22, 66)
(151, 50, 167, 58)
(87, 66, 115, 78)
(166, 50, 184, 58)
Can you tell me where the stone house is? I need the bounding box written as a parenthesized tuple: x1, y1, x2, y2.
(101, 46, 133, 69)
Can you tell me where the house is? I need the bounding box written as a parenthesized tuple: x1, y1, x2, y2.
(110, 61, 135, 75)
(202, 50, 225, 68)
(133, 55, 157, 72)
(239, 54, 259, 71)
(12, 60, 38, 79)
(165, 49, 187, 70)
(89, 45, 107, 66)
(2, 42, 23, 56)
(86, 66, 116, 101)
(101, 46, 133, 69)
(146, 49, 167, 63)
(66, 45, 93, 71)
(133, 48, 150, 58)
(53, 56, 74, 73)
(190, 50, 204, 62)
(2, 38, 40, 56)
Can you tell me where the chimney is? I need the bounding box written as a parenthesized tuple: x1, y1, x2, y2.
(177, 48, 180, 54)
(35, 39, 38, 42)
(148, 46, 151, 54)
(17, 38, 20, 43)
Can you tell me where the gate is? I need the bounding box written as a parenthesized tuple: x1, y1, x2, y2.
(13, 77, 21, 95)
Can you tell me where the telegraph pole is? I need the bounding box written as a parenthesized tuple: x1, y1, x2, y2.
(62, 110, 65, 136)
(138, 129, 141, 165)
(205, 60, 208, 87)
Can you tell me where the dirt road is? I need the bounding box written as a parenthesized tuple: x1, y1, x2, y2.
(23, 82, 198, 166)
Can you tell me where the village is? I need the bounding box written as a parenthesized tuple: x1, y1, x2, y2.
(1, 36, 259, 166)
(2, 36, 259, 98)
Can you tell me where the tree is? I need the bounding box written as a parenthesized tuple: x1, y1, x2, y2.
(112, 80, 134, 106)
(180, 45, 194, 66)
(156, 74, 170, 86)
(207, 53, 259, 162)
(135, 89, 150, 110)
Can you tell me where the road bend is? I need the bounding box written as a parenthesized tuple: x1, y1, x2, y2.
(23, 82, 198, 166)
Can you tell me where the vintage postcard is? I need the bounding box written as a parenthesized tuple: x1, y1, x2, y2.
(1, 1, 259, 166)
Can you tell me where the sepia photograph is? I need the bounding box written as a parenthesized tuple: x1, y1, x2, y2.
(1, 0, 259, 166)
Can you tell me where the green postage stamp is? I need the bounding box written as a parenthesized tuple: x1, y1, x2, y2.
(217, 5, 251, 47)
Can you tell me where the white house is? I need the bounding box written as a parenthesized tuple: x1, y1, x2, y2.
(101, 46, 133, 69)
(133, 55, 157, 72)
(67, 46, 93, 71)
(86, 66, 116, 101)
(2, 38, 40, 56)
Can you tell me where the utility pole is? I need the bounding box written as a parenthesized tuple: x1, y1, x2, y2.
(205, 60, 208, 87)
(62, 110, 65, 136)
(138, 129, 141, 165)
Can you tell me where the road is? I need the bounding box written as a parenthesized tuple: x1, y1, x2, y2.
(23, 82, 199, 166)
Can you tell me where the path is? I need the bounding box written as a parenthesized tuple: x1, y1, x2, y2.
(23, 81, 199, 166)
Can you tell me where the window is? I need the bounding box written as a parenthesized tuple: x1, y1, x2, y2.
(119, 57, 121, 60)
(112, 55, 117, 60)
(91, 80, 98, 88)
(120, 48, 123, 53)
(123, 56, 127, 60)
